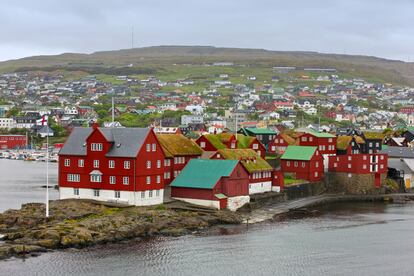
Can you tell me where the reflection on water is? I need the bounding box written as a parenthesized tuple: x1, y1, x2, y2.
(2, 202, 414, 276)
(0, 159, 59, 212)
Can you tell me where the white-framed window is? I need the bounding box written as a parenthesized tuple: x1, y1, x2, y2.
(123, 177, 129, 185)
(363, 164, 367, 169)
(93, 189, 100, 197)
(93, 160, 99, 168)
(64, 159, 70, 167)
(91, 143, 103, 151)
(157, 160, 161, 168)
(115, 191, 120, 198)
(164, 159, 171, 166)
(252, 143, 259, 150)
(287, 161, 290, 167)
(124, 161, 130, 169)
(302, 136, 307, 142)
(73, 188, 79, 196)
(164, 172, 170, 179)
(90, 174, 102, 182)
(369, 142, 373, 147)
(271, 146, 276, 151)
(315, 162, 319, 168)
(314, 172, 318, 177)
(156, 175, 161, 184)
(174, 170, 179, 177)
(141, 191, 145, 198)
(149, 190, 153, 198)
(146, 160, 151, 169)
(146, 176, 151, 184)
(200, 141, 206, 148)
(328, 138, 333, 143)
(294, 161, 298, 167)
(348, 156, 352, 161)
(376, 142, 379, 147)
(309, 137, 313, 142)
(156, 190, 160, 197)
(380, 155, 384, 160)
(334, 163, 337, 168)
(363, 155, 367, 160)
(109, 160, 115, 168)
(78, 159, 84, 168)
(380, 164, 384, 169)
(146, 144, 151, 152)
(302, 162, 306, 168)
(152, 143, 156, 152)
(109, 176, 116, 184)
(67, 174, 80, 182)
(348, 164, 352, 169)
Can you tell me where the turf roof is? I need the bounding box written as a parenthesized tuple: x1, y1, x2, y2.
(306, 130, 336, 138)
(363, 131, 385, 140)
(157, 134, 203, 158)
(216, 148, 272, 173)
(336, 136, 352, 150)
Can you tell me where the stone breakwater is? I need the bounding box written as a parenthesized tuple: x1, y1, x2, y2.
(0, 199, 242, 260)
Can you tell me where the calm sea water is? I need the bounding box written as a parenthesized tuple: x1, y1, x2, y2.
(1, 160, 414, 275)
(0, 159, 59, 212)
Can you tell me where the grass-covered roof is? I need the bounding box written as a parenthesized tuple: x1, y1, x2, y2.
(157, 134, 203, 158)
(216, 148, 272, 173)
(337, 136, 352, 150)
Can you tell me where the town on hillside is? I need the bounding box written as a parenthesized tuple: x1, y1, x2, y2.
(1, 68, 414, 211)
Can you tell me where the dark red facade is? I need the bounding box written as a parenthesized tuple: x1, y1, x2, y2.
(328, 153, 388, 175)
(59, 127, 166, 193)
(0, 135, 27, 149)
(280, 151, 324, 181)
(170, 163, 249, 208)
(298, 133, 337, 155)
(163, 155, 200, 185)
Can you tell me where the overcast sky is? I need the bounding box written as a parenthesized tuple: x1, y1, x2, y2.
(1, 0, 413, 62)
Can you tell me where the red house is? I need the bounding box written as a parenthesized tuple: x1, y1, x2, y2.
(328, 153, 388, 187)
(236, 134, 266, 158)
(196, 133, 238, 151)
(171, 159, 250, 211)
(298, 131, 337, 155)
(210, 149, 275, 194)
(280, 146, 324, 182)
(268, 133, 297, 154)
(58, 124, 166, 206)
(156, 134, 203, 186)
(0, 135, 27, 149)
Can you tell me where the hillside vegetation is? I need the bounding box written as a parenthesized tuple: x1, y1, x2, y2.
(1, 46, 413, 85)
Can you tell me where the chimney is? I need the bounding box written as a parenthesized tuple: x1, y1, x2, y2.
(92, 122, 99, 130)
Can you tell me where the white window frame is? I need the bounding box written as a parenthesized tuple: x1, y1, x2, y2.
(91, 143, 103, 151)
(64, 159, 70, 167)
(157, 160, 161, 168)
(123, 177, 129, 185)
(93, 160, 99, 168)
(109, 176, 116, 184)
(156, 175, 161, 184)
(146, 160, 151, 169)
(109, 160, 115, 168)
(149, 190, 153, 198)
(146, 176, 151, 184)
(152, 143, 156, 152)
(115, 191, 120, 198)
(146, 143, 151, 152)
(73, 188, 79, 196)
(78, 159, 84, 168)
(124, 161, 130, 169)
(200, 141, 206, 148)
(90, 174, 102, 183)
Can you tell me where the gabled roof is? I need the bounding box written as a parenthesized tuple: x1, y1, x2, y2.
(157, 134, 203, 158)
(379, 146, 414, 158)
(59, 127, 151, 158)
(281, 146, 318, 161)
(171, 159, 239, 189)
(243, 127, 277, 135)
(203, 133, 235, 149)
(279, 133, 297, 145)
(236, 134, 256, 149)
(216, 149, 272, 173)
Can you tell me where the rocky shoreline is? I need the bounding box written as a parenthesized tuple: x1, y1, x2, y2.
(0, 199, 242, 260)
(2, 193, 414, 261)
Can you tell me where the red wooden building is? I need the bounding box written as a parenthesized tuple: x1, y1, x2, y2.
(210, 149, 275, 194)
(0, 135, 27, 149)
(196, 133, 237, 151)
(58, 124, 166, 206)
(156, 134, 203, 186)
(170, 159, 250, 211)
(280, 146, 324, 182)
(268, 133, 297, 154)
(298, 131, 337, 155)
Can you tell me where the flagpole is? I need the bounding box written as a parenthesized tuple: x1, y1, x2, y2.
(46, 116, 49, 218)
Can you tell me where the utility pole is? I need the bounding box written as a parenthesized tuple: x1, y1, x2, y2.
(111, 97, 115, 124)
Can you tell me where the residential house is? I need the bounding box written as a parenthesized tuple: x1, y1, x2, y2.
(196, 133, 238, 151)
(0, 135, 27, 149)
(268, 133, 297, 154)
(59, 125, 165, 206)
(238, 127, 278, 149)
(280, 146, 324, 181)
(362, 131, 385, 153)
(210, 149, 276, 194)
(170, 159, 250, 211)
(156, 134, 203, 186)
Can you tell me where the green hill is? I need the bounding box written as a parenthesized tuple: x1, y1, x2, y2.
(1, 45, 413, 85)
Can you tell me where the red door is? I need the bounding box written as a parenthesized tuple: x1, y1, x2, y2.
(219, 198, 227, 209)
(374, 173, 381, 188)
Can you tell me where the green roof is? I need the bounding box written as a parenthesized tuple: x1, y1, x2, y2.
(363, 131, 385, 140)
(171, 159, 238, 189)
(203, 134, 229, 150)
(236, 134, 255, 149)
(244, 128, 277, 135)
(306, 130, 336, 138)
(217, 149, 272, 173)
(281, 146, 317, 161)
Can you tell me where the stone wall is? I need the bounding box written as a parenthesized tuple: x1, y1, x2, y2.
(284, 181, 327, 199)
(325, 172, 386, 195)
